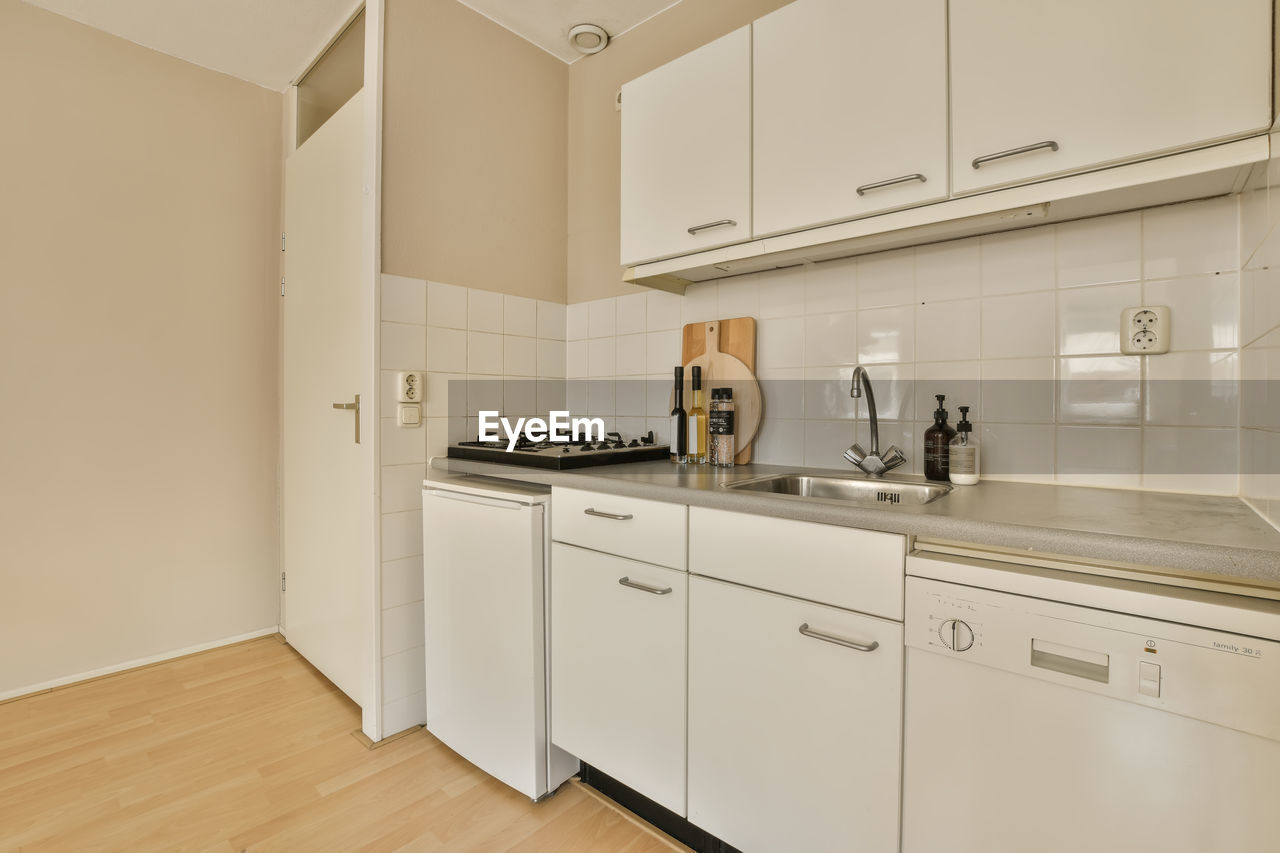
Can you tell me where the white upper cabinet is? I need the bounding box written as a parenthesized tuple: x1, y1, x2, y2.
(620, 26, 752, 266)
(950, 0, 1272, 194)
(753, 0, 949, 237)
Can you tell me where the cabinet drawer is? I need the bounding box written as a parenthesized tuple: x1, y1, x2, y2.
(689, 507, 904, 619)
(552, 487, 687, 570)
(550, 544, 687, 815)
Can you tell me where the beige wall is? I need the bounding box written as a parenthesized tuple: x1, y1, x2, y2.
(381, 0, 568, 303)
(567, 0, 791, 304)
(0, 1, 283, 696)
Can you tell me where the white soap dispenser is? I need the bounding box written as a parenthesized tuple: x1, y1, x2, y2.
(948, 406, 979, 485)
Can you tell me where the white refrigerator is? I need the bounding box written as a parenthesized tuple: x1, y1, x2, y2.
(421, 474, 578, 801)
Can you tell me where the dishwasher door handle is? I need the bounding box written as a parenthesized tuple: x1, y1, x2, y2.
(799, 623, 879, 652)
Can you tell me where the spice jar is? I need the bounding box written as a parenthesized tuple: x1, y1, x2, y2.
(709, 387, 736, 467)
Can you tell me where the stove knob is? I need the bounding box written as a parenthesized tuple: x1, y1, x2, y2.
(628, 439, 639, 447)
(562, 446, 572, 453)
(938, 619, 975, 652)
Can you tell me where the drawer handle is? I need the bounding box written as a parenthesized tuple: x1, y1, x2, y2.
(971, 140, 1059, 170)
(584, 507, 633, 521)
(618, 577, 672, 596)
(798, 623, 879, 653)
(687, 219, 737, 235)
(856, 173, 927, 196)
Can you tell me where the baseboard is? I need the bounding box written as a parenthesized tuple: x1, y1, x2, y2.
(578, 763, 741, 853)
(0, 625, 281, 703)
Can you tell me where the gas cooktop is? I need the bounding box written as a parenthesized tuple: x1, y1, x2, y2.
(447, 431, 669, 469)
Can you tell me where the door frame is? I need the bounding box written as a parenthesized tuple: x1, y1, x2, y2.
(281, 0, 385, 741)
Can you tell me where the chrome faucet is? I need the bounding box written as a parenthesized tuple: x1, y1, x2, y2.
(844, 366, 906, 477)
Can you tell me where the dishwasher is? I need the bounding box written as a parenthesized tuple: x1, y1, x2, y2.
(903, 548, 1280, 853)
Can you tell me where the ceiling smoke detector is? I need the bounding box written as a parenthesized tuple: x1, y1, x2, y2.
(568, 23, 609, 55)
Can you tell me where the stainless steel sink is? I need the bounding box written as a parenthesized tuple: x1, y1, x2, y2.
(722, 473, 952, 506)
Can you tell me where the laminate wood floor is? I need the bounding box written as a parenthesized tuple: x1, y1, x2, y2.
(0, 636, 687, 852)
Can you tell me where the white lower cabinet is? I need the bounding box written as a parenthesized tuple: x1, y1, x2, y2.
(688, 575, 904, 852)
(549, 542, 688, 815)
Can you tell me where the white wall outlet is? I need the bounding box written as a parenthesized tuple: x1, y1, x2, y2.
(396, 371, 426, 403)
(1120, 306, 1171, 354)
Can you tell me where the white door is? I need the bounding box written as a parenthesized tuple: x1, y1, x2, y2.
(421, 483, 577, 800)
(950, 0, 1271, 194)
(688, 576, 904, 852)
(282, 90, 372, 706)
(620, 26, 752, 266)
(550, 543, 688, 815)
(753, 0, 948, 237)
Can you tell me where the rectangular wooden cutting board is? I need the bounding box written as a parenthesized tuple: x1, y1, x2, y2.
(681, 317, 758, 464)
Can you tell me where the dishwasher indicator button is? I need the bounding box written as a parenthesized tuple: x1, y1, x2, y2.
(1138, 661, 1161, 698)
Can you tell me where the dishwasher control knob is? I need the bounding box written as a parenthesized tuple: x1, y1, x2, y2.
(939, 619, 975, 652)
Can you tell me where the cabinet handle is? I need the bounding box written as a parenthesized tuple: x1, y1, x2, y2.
(584, 507, 633, 521)
(798, 623, 879, 652)
(687, 219, 737, 235)
(618, 577, 673, 596)
(971, 140, 1060, 170)
(855, 173, 927, 196)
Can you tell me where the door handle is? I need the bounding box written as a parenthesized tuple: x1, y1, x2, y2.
(798, 623, 879, 652)
(618, 577, 673, 596)
(332, 394, 360, 444)
(584, 507, 633, 520)
(687, 219, 737, 236)
(971, 140, 1060, 170)
(856, 173, 927, 196)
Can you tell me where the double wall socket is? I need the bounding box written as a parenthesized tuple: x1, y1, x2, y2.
(396, 371, 425, 428)
(1120, 306, 1170, 354)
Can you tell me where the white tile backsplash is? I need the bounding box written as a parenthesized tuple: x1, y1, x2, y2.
(427, 280, 468, 329)
(856, 305, 915, 364)
(805, 257, 858, 314)
(857, 248, 914, 308)
(503, 295, 538, 338)
(805, 311, 859, 366)
(381, 322, 426, 370)
(382, 274, 427, 324)
(916, 238, 981, 302)
(647, 289, 683, 330)
(916, 299, 980, 362)
(467, 289, 503, 333)
(1057, 281, 1141, 356)
(1144, 273, 1240, 351)
(466, 331, 504, 375)
(616, 293, 648, 335)
(981, 291, 1056, 359)
(1143, 196, 1239, 280)
(536, 300, 566, 341)
(1055, 212, 1141, 288)
(981, 228, 1056, 295)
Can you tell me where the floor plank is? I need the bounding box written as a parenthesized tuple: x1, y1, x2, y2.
(0, 637, 688, 853)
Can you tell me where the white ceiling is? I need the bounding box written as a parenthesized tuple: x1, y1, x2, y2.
(455, 0, 685, 63)
(22, 0, 684, 90)
(22, 0, 361, 90)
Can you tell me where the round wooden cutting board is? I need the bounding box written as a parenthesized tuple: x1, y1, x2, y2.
(669, 319, 762, 461)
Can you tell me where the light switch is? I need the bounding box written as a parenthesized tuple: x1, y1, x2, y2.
(398, 404, 421, 427)
(1138, 661, 1161, 697)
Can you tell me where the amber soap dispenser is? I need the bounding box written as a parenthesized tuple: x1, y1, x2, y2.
(923, 394, 957, 482)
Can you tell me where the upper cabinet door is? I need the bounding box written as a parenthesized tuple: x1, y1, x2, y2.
(950, 0, 1272, 195)
(753, 0, 948, 237)
(620, 26, 752, 266)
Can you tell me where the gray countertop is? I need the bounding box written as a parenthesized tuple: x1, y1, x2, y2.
(432, 457, 1280, 588)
